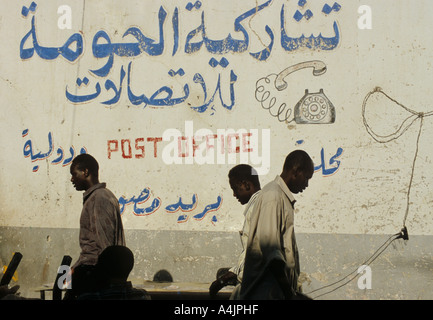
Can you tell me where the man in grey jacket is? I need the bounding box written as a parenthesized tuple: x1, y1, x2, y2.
(67, 154, 125, 299)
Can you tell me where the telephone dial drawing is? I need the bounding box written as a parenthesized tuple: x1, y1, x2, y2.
(255, 60, 336, 124)
(294, 89, 336, 124)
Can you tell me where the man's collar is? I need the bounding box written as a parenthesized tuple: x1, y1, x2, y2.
(275, 175, 296, 207)
(243, 190, 261, 216)
(248, 190, 261, 204)
(83, 182, 106, 203)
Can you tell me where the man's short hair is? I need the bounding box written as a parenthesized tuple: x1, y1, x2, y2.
(96, 245, 134, 280)
(283, 150, 314, 173)
(228, 164, 260, 189)
(71, 154, 99, 178)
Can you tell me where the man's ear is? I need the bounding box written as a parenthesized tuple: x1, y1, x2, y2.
(244, 181, 251, 191)
(83, 168, 90, 178)
(291, 167, 301, 178)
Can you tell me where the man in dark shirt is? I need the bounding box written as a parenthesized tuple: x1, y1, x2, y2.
(66, 154, 125, 299)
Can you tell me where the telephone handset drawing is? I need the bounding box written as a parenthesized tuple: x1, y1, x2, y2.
(274, 60, 327, 91)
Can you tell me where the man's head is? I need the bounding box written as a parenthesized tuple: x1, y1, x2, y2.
(281, 150, 314, 194)
(96, 245, 134, 286)
(70, 154, 99, 191)
(228, 164, 261, 205)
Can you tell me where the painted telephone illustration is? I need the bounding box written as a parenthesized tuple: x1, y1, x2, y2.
(274, 60, 327, 90)
(294, 89, 336, 124)
(255, 60, 336, 124)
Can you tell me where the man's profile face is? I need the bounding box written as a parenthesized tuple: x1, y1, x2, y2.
(288, 165, 314, 194)
(229, 178, 252, 205)
(70, 165, 88, 191)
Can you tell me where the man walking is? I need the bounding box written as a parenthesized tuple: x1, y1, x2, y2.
(67, 154, 125, 299)
(239, 150, 314, 300)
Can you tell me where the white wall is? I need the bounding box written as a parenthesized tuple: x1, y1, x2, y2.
(1, 0, 433, 241)
(2, 0, 433, 300)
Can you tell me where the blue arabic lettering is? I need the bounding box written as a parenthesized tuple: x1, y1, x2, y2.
(314, 147, 343, 176)
(90, 6, 167, 77)
(121, 188, 221, 223)
(119, 188, 150, 215)
(21, 1, 341, 64)
(280, 4, 340, 52)
(190, 59, 237, 113)
(119, 188, 161, 216)
(22, 2, 342, 109)
(193, 195, 222, 220)
(135, 197, 161, 216)
(127, 63, 190, 107)
(22, 129, 53, 172)
(66, 77, 102, 103)
(22, 129, 86, 172)
(172, 7, 179, 56)
(185, 0, 273, 61)
(20, 3, 83, 62)
(102, 65, 126, 105)
(165, 194, 198, 213)
(177, 214, 189, 223)
(51, 147, 65, 165)
(67, 60, 235, 113)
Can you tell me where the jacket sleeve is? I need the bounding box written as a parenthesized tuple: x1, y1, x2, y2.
(89, 192, 118, 252)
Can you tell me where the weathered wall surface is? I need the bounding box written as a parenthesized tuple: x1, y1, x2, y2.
(1, 0, 432, 299)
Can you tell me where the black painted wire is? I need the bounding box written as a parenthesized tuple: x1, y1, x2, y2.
(308, 232, 401, 299)
(306, 87, 426, 299)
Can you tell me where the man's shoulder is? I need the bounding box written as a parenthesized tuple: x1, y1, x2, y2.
(258, 180, 282, 199)
(91, 185, 117, 200)
(84, 185, 119, 210)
